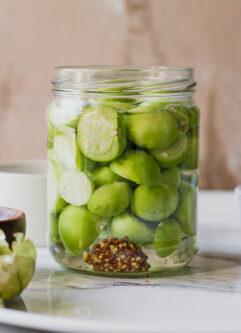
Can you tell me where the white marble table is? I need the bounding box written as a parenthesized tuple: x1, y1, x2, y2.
(0, 190, 240, 333)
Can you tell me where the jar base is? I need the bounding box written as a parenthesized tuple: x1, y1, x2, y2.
(50, 236, 198, 278)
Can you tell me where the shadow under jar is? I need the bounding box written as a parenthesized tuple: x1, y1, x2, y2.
(47, 66, 199, 277)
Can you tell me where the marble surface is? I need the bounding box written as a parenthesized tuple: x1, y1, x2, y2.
(0, 190, 241, 333)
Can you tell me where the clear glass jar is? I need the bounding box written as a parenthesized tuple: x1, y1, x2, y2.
(47, 66, 199, 277)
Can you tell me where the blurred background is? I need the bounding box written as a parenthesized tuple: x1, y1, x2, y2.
(0, 0, 240, 189)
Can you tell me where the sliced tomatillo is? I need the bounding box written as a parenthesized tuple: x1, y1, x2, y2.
(77, 104, 126, 162)
(125, 110, 179, 150)
(47, 159, 67, 214)
(87, 182, 130, 217)
(130, 100, 174, 113)
(164, 104, 189, 133)
(150, 133, 188, 168)
(179, 129, 199, 170)
(47, 122, 55, 148)
(161, 167, 180, 188)
(175, 181, 197, 236)
(110, 150, 161, 185)
(188, 105, 200, 128)
(133, 184, 179, 222)
(154, 219, 182, 258)
(53, 126, 82, 171)
(97, 97, 136, 112)
(92, 166, 123, 188)
(49, 214, 60, 245)
(59, 170, 94, 206)
(109, 212, 153, 245)
(58, 206, 101, 256)
(47, 100, 85, 129)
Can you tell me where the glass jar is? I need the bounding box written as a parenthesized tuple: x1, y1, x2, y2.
(47, 66, 199, 277)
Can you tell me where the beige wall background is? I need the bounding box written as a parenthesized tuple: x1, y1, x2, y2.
(0, 0, 240, 189)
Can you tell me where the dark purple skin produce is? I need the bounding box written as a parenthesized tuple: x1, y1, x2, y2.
(0, 208, 26, 246)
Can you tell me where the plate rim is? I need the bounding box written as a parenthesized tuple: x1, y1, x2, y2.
(0, 307, 161, 333)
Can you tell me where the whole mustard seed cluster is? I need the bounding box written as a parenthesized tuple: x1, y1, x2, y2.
(83, 237, 150, 273)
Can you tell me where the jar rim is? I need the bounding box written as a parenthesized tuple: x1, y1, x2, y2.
(54, 65, 193, 72)
(52, 65, 195, 97)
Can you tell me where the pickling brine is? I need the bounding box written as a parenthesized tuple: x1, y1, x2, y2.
(47, 66, 199, 276)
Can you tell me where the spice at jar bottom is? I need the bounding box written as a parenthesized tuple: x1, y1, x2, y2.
(84, 236, 150, 273)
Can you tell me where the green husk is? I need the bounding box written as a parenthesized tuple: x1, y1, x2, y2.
(0, 230, 36, 302)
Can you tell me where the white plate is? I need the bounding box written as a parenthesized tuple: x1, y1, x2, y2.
(0, 308, 156, 333)
(0, 191, 240, 333)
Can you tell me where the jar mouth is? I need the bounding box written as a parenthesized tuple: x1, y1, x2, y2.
(54, 65, 193, 72)
(52, 65, 195, 97)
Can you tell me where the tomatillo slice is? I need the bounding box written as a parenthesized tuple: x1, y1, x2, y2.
(53, 126, 82, 171)
(82, 156, 96, 173)
(102, 101, 134, 111)
(97, 98, 135, 111)
(133, 184, 179, 222)
(59, 170, 94, 206)
(49, 214, 60, 245)
(96, 80, 134, 93)
(99, 97, 136, 103)
(150, 133, 188, 168)
(130, 99, 186, 113)
(47, 122, 55, 148)
(92, 166, 123, 188)
(47, 159, 67, 214)
(161, 167, 180, 188)
(109, 212, 153, 245)
(175, 181, 197, 236)
(77, 104, 126, 162)
(110, 150, 161, 185)
(87, 182, 130, 217)
(179, 129, 199, 170)
(125, 110, 179, 150)
(47, 100, 83, 129)
(130, 100, 171, 113)
(154, 219, 182, 258)
(58, 206, 100, 255)
(47, 148, 59, 164)
(165, 104, 189, 133)
(188, 105, 200, 128)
